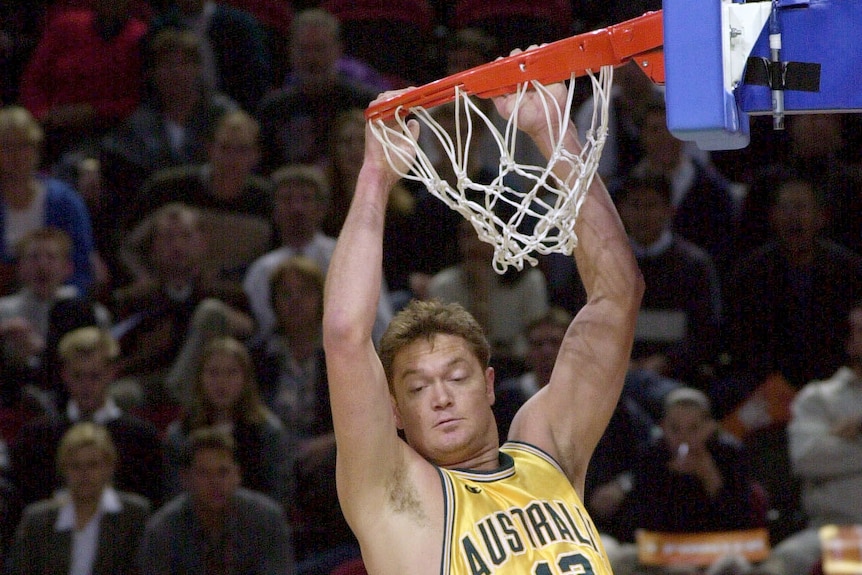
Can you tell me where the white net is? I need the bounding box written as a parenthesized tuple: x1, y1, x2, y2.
(368, 66, 615, 273)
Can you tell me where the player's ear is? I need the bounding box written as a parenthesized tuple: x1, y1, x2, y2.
(391, 394, 405, 430)
(485, 366, 495, 405)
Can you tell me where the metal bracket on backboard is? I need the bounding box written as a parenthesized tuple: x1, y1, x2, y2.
(722, 1, 772, 94)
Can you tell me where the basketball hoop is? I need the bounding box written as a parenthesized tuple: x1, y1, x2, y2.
(365, 11, 664, 273)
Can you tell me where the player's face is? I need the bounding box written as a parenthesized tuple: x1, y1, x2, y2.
(390, 334, 497, 467)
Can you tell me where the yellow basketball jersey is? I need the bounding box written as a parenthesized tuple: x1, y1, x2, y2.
(438, 441, 613, 575)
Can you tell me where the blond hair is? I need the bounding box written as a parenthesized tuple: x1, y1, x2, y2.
(58, 326, 120, 363)
(0, 106, 43, 146)
(57, 422, 117, 473)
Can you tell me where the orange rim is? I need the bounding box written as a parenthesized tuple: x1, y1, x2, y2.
(366, 10, 665, 121)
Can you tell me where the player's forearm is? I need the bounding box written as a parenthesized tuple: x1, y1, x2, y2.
(572, 153, 642, 308)
(323, 165, 390, 346)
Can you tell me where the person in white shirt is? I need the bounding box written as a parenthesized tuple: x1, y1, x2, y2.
(6, 421, 150, 575)
(243, 164, 392, 344)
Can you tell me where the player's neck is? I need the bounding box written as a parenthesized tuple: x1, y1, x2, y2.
(436, 440, 501, 472)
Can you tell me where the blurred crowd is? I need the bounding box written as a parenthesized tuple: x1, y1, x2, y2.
(2, 1, 862, 574)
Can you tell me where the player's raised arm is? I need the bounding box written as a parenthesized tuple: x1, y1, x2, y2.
(322, 91, 420, 520)
(496, 74, 644, 490)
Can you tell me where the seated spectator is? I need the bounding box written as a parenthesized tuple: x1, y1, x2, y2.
(111, 203, 254, 406)
(321, 108, 417, 309)
(98, 27, 238, 248)
(6, 326, 163, 526)
(257, 8, 378, 172)
(724, 171, 862, 393)
(243, 164, 393, 343)
(17, 0, 148, 166)
(427, 218, 548, 371)
(604, 387, 760, 575)
(126, 109, 273, 282)
(252, 256, 359, 572)
(0, 106, 96, 296)
(628, 98, 740, 273)
(616, 173, 723, 391)
(766, 302, 862, 575)
(0, 228, 109, 410)
(147, 0, 272, 112)
(219, 0, 294, 87)
(163, 336, 293, 507)
(735, 115, 862, 257)
(5, 421, 150, 575)
(137, 426, 293, 575)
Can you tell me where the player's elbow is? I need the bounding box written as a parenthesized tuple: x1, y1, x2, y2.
(323, 306, 371, 351)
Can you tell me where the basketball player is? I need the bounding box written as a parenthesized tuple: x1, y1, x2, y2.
(322, 65, 644, 575)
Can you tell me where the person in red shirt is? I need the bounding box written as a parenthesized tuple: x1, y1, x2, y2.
(18, 0, 147, 166)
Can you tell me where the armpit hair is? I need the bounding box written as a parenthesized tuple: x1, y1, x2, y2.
(386, 460, 428, 524)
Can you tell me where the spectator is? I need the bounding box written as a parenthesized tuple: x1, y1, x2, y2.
(765, 302, 862, 575)
(220, 0, 293, 87)
(18, 0, 147, 167)
(111, 203, 254, 406)
(130, 109, 271, 220)
(257, 8, 378, 172)
(148, 0, 272, 112)
(724, 171, 862, 392)
(427, 218, 549, 372)
(98, 28, 238, 246)
(607, 387, 760, 563)
(0, 106, 96, 296)
(735, 115, 862, 257)
(628, 98, 740, 273)
(5, 422, 150, 575)
(243, 164, 393, 343)
(252, 256, 358, 573)
(162, 336, 293, 506)
(574, 60, 663, 184)
(721, 173, 862, 540)
(125, 109, 273, 282)
(137, 426, 293, 575)
(6, 326, 163, 522)
(615, 173, 723, 391)
(0, 228, 109, 411)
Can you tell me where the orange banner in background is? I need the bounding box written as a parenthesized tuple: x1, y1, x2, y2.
(636, 528, 771, 567)
(821, 525, 862, 575)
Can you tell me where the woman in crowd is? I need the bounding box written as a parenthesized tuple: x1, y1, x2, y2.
(163, 336, 293, 507)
